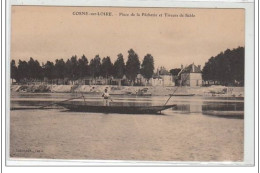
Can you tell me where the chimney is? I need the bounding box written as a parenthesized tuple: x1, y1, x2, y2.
(181, 64, 183, 69)
(192, 64, 194, 72)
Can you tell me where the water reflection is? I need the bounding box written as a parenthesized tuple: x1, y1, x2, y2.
(173, 102, 243, 112)
(202, 102, 244, 111)
(172, 101, 244, 119)
(173, 104, 202, 113)
(11, 93, 244, 119)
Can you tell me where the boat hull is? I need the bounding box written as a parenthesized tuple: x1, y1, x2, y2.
(57, 103, 176, 114)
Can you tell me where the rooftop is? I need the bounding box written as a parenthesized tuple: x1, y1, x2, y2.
(178, 63, 202, 76)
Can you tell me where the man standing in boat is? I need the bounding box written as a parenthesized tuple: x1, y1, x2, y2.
(102, 88, 110, 106)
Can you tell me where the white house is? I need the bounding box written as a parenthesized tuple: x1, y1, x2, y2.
(151, 75, 175, 87)
(178, 63, 202, 87)
(151, 67, 175, 87)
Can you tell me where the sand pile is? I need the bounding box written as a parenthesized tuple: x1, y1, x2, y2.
(13, 85, 51, 92)
(10, 84, 244, 97)
(11, 85, 21, 92)
(50, 85, 72, 93)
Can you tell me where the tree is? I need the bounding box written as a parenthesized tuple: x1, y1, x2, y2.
(125, 49, 140, 85)
(65, 59, 72, 79)
(27, 57, 43, 80)
(11, 60, 18, 83)
(89, 55, 101, 78)
(101, 56, 113, 78)
(202, 47, 244, 86)
(230, 47, 244, 85)
(78, 55, 89, 78)
(70, 55, 79, 80)
(17, 60, 29, 81)
(202, 60, 211, 82)
(54, 59, 66, 79)
(140, 54, 154, 84)
(169, 68, 181, 76)
(202, 56, 216, 83)
(113, 53, 125, 78)
(64, 55, 79, 81)
(43, 61, 55, 80)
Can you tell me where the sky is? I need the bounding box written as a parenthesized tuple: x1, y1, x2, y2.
(11, 6, 245, 70)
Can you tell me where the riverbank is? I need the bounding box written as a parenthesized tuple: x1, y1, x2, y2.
(11, 84, 244, 97)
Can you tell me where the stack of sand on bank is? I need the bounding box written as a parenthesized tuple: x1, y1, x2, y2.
(10, 84, 244, 97)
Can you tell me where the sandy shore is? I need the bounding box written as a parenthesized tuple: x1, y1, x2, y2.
(11, 84, 244, 97)
(10, 109, 243, 161)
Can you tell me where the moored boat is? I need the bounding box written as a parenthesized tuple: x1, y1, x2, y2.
(169, 94, 195, 96)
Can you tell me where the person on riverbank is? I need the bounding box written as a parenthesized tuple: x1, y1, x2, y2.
(102, 88, 110, 106)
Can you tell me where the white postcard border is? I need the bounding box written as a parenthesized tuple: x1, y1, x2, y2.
(4, 0, 255, 166)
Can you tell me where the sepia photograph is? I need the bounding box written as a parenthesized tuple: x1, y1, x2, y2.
(9, 6, 245, 162)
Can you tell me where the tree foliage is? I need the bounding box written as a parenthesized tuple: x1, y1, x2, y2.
(89, 55, 101, 78)
(70, 55, 79, 80)
(54, 59, 66, 79)
(9, 49, 157, 86)
(169, 68, 181, 76)
(11, 60, 18, 82)
(125, 49, 140, 83)
(11, 47, 244, 87)
(113, 53, 125, 79)
(101, 56, 113, 78)
(140, 54, 154, 81)
(78, 55, 89, 78)
(17, 60, 29, 80)
(43, 61, 55, 80)
(202, 47, 244, 86)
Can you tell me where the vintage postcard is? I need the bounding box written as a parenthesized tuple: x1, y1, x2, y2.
(8, 5, 250, 164)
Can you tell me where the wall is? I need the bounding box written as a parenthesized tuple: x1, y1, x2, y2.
(189, 73, 202, 86)
(151, 75, 174, 87)
(162, 75, 175, 86)
(181, 73, 190, 86)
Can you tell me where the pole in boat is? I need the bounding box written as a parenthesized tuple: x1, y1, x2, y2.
(39, 90, 87, 109)
(81, 92, 86, 105)
(163, 69, 189, 106)
(163, 85, 179, 106)
(38, 95, 84, 109)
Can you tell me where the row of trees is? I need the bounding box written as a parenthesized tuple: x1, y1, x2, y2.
(11, 49, 155, 85)
(11, 47, 245, 86)
(202, 47, 244, 86)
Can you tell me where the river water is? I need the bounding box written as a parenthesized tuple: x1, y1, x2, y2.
(9, 93, 244, 161)
(11, 92, 244, 117)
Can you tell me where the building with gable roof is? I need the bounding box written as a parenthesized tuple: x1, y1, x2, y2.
(178, 63, 202, 87)
(135, 67, 175, 86)
(151, 67, 175, 87)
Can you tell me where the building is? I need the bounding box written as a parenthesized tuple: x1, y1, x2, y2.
(151, 75, 174, 87)
(151, 67, 175, 87)
(76, 76, 128, 86)
(134, 66, 175, 87)
(178, 63, 202, 87)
